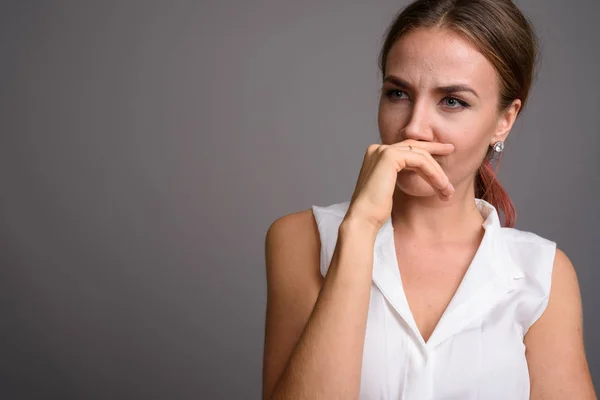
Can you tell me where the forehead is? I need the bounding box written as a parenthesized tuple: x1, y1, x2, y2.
(385, 27, 498, 96)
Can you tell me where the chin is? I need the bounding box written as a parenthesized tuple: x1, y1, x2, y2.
(395, 169, 438, 197)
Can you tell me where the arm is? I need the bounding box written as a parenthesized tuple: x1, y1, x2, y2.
(525, 248, 597, 399)
(262, 210, 377, 400)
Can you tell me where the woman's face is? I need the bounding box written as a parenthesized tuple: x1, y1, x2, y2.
(378, 27, 520, 197)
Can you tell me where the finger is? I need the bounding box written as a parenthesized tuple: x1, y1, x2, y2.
(389, 145, 453, 196)
(392, 140, 455, 156)
(398, 145, 447, 184)
(415, 149, 453, 195)
(393, 150, 454, 195)
(411, 168, 454, 199)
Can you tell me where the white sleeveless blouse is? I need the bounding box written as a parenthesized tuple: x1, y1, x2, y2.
(311, 198, 556, 399)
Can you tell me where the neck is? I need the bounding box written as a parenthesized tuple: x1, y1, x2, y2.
(391, 182, 484, 244)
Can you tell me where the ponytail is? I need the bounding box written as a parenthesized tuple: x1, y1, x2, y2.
(475, 151, 516, 227)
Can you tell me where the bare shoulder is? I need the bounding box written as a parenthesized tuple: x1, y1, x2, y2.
(262, 208, 323, 399)
(264, 207, 323, 314)
(553, 247, 577, 281)
(525, 247, 597, 399)
(265, 208, 322, 280)
(267, 208, 318, 246)
(544, 248, 581, 313)
(540, 248, 581, 327)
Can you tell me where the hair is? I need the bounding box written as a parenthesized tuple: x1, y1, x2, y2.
(377, 0, 539, 227)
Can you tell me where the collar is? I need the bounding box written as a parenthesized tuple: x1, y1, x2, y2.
(372, 198, 524, 349)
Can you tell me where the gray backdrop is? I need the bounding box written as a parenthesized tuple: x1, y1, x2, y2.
(1, 1, 598, 399)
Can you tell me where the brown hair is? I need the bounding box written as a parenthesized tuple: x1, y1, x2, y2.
(378, 0, 539, 227)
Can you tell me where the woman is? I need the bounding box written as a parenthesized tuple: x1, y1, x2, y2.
(262, 0, 597, 399)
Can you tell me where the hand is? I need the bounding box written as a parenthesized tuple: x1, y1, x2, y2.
(345, 139, 455, 232)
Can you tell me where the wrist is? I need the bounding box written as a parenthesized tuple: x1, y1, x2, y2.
(339, 216, 379, 243)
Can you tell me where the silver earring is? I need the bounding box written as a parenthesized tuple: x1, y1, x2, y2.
(492, 141, 504, 153)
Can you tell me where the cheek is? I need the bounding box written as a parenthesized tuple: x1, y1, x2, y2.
(377, 104, 409, 144)
(442, 138, 490, 180)
(377, 116, 394, 144)
(438, 113, 494, 154)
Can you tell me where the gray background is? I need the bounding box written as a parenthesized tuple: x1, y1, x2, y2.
(0, 0, 598, 399)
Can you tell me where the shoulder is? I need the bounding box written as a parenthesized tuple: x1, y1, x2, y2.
(542, 246, 580, 321)
(525, 243, 579, 317)
(266, 200, 349, 279)
(262, 209, 325, 399)
(524, 247, 596, 397)
(266, 208, 320, 266)
(550, 247, 577, 282)
(497, 226, 557, 268)
(489, 221, 594, 393)
(496, 226, 557, 282)
(265, 206, 325, 288)
(497, 226, 556, 249)
(267, 200, 349, 239)
(546, 248, 581, 326)
(267, 208, 316, 238)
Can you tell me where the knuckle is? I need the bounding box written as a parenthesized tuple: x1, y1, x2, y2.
(377, 144, 394, 155)
(366, 144, 379, 154)
(380, 146, 393, 158)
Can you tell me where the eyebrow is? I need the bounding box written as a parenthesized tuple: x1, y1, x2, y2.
(383, 75, 480, 99)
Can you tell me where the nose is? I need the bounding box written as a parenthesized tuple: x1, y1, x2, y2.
(402, 100, 434, 142)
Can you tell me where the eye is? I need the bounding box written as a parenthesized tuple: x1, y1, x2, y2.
(385, 89, 409, 101)
(441, 97, 470, 109)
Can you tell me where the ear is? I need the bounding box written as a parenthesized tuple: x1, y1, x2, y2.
(491, 99, 522, 145)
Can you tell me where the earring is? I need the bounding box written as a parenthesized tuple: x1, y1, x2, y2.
(492, 141, 504, 153)
(489, 141, 504, 162)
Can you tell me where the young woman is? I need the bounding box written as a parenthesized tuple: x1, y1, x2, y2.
(262, 0, 597, 398)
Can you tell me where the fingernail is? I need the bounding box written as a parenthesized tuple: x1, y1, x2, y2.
(449, 183, 455, 192)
